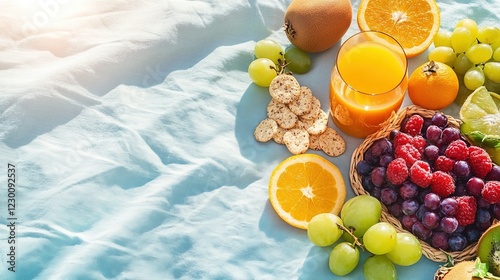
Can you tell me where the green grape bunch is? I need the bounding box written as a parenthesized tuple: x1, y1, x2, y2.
(430, 18, 500, 93)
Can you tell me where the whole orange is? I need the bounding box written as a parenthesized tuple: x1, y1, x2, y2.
(407, 61, 459, 110)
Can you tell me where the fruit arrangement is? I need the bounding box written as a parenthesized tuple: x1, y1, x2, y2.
(430, 18, 500, 94)
(306, 196, 422, 279)
(351, 105, 500, 262)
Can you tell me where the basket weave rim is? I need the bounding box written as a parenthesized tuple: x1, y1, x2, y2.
(349, 105, 475, 263)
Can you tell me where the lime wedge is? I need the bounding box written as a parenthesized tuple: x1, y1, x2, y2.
(459, 86, 500, 164)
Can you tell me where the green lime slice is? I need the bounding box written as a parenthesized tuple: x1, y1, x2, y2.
(459, 86, 500, 164)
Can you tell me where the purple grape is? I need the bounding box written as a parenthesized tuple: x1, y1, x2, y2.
(442, 127, 461, 144)
(477, 197, 491, 209)
(371, 138, 393, 156)
(455, 225, 466, 234)
(477, 220, 492, 231)
(431, 112, 448, 128)
(476, 208, 492, 224)
(364, 148, 379, 165)
(389, 203, 404, 218)
(401, 214, 418, 231)
(425, 125, 442, 143)
(440, 216, 459, 233)
(399, 181, 418, 200)
(422, 211, 440, 229)
(448, 234, 468, 251)
(465, 227, 481, 243)
(356, 160, 373, 175)
(486, 165, 500, 181)
(466, 177, 485, 197)
(453, 160, 471, 178)
(424, 145, 440, 161)
(371, 186, 382, 200)
(416, 204, 428, 220)
(389, 129, 399, 141)
(440, 198, 459, 216)
(424, 193, 441, 211)
(412, 221, 433, 240)
(402, 199, 420, 215)
(379, 154, 394, 167)
(453, 182, 467, 196)
(380, 188, 398, 206)
(362, 175, 375, 192)
(431, 231, 449, 250)
(493, 203, 500, 220)
(370, 167, 386, 187)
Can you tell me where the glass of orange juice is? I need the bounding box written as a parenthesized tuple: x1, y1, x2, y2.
(330, 31, 408, 138)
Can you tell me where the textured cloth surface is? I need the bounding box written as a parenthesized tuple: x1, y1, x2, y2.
(0, 0, 498, 279)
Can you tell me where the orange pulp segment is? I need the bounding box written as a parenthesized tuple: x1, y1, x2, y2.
(268, 154, 346, 229)
(357, 0, 440, 58)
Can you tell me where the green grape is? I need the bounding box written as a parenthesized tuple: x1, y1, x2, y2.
(307, 213, 343, 247)
(386, 232, 422, 266)
(248, 58, 277, 87)
(465, 43, 493, 64)
(451, 27, 474, 53)
(364, 255, 397, 280)
(328, 242, 359, 276)
(492, 40, 500, 51)
(455, 18, 478, 39)
(464, 66, 485, 90)
(477, 26, 500, 44)
(428, 46, 456, 67)
(363, 222, 397, 255)
(454, 53, 474, 75)
(484, 62, 500, 83)
(284, 46, 312, 74)
(340, 195, 382, 239)
(493, 48, 500, 61)
(433, 29, 452, 47)
(254, 39, 283, 65)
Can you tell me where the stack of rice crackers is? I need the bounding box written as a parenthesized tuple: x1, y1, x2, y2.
(254, 74, 346, 157)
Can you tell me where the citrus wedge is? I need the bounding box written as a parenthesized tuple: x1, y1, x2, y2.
(460, 86, 500, 164)
(268, 154, 346, 229)
(357, 0, 440, 58)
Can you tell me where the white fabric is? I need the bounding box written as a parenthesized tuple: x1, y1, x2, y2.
(0, 0, 498, 279)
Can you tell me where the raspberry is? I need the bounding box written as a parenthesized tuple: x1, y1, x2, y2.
(430, 171, 455, 198)
(404, 114, 424, 136)
(387, 158, 408, 185)
(455, 196, 477, 226)
(469, 146, 493, 178)
(412, 135, 427, 154)
(445, 140, 469, 161)
(482, 181, 500, 204)
(395, 143, 421, 168)
(393, 132, 413, 148)
(434, 156, 455, 173)
(410, 160, 432, 188)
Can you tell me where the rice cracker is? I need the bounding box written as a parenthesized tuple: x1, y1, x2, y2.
(267, 99, 297, 129)
(299, 96, 321, 120)
(283, 128, 309, 155)
(254, 118, 278, 142)
(319, 128, 346, 157)
(269, 74, 300, 104)
(288, 86, 313, 116)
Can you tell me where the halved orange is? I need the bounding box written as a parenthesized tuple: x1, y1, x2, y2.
(268, 154, 346, 229)
(357, 0, 441, 58)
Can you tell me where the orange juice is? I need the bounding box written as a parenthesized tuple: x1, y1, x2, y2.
(330, 35, 407, 138)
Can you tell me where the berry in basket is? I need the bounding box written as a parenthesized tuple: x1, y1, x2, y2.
(352, 106, 500, 262)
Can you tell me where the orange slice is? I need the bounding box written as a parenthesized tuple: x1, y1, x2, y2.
(357, 0, 440, 58)
(268, 154, 346, 229)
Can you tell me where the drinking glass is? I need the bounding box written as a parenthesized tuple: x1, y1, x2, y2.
(330, 31, 408, 138)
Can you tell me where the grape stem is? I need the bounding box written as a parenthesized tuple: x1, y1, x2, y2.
(272, 52, 291, 76)
(336, 223, 365, 251)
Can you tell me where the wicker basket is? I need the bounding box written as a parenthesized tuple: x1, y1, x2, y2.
(349, 105, 477, 263)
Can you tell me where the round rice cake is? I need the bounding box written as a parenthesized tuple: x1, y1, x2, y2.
(319, 128, 346, 157)
(269, 74, 300, 104)
(288, 86, 313, 116)
(254, 118, 278, 142)
(267, 99, 297, 129)
(305, 109, 329, 135)
(299, 96, 321, 120)
(283, 128, 309, 155)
